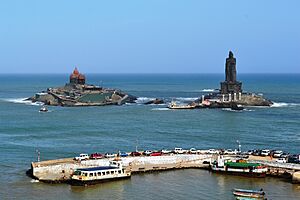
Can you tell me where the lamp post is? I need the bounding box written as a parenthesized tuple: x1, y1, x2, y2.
(236, 140, 241, 153)
(36, 149, 40, 162)
(135, 139, 139, 152)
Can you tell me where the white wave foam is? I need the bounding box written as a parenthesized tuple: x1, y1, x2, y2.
(151, 108, 170, 111)
(30, 179, 39, 183)
(135, 97, 156, 104)
(271, 102, 300, 108)
(2, 98, 44, 106)
(175, 97, 198, 101)
(201, 88, 217, 92)
(222, 108, 243, 112)
(243, 109, 254, 112)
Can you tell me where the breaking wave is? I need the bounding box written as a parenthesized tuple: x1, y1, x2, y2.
(222, 108, 254, 112)
(151, 108, 170, 111)
(201, 88, 218, 92)
(174, 97, 199, 102)
(271, 102, 300, 108)
(2, 98, 44, 106)
(135, 97, 156, 104)
(135, 97, 199, 104)
(222, 108, 243, 112)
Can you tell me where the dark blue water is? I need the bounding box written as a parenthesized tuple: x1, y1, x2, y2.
(0, 74, 300, 199)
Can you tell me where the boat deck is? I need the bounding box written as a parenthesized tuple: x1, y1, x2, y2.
(78, 166, 118, 171)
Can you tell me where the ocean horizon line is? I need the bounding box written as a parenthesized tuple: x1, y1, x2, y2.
(0, 72, 299, 75)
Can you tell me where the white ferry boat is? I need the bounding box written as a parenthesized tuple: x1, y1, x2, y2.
(168, 101, 196, 109)
(70, 160, 131, 186)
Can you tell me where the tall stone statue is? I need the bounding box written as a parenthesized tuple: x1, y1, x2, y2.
(225, 51, 237, 82)
(220, 51, 242, 95)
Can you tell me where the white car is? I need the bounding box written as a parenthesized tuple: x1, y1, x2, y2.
(75, 153, 89, 161)
(104, 153, 115, 158)
(161, 149, 172, 154)
(207, 149, 219, 154)
(143, 150, 152, 156)
(276, 158, 287, 163)
(189, 148, 197, 154)
(224, 149, 238, 155)
(174, 148, 185, 154)
(261, 149, 271, 156)
(273, 150, 283, 158)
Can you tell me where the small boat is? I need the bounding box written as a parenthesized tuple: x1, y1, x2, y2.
(39, 106, 48, 112)
(168, 101, 196, 109)
(211, 156, 267, 177)
(70, 160, 131, 186)
(230, 103, 244, 111)
(233, 188, 266, 199)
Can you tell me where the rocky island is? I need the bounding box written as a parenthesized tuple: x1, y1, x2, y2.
(28, 68, 137, 106)
(193, 51, 273, 108)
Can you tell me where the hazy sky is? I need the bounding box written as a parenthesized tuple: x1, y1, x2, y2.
(0, 0, 299, 74)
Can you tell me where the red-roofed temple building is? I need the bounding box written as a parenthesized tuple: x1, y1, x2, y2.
(70, 67, 86, 85)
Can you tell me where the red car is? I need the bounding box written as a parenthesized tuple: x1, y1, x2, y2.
(90, 153, 103, 159)
(131, 151, 141, 156)
(150, 152, 162, 156)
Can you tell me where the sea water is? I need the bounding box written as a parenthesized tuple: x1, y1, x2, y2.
(0, 74, 300, 199)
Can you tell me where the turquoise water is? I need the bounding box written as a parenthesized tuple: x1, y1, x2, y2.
(0, 74, 300, 199)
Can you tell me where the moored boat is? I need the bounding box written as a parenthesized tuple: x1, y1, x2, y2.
(233, 188, 266, 199)
(211, 156, 267, 177)
(70, 160, 131, 186)
(230, 102, 244, 111)
(168, 101, 196, 109)
(39, 106, 48, 112)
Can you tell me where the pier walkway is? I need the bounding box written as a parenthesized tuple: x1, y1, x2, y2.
(31, 154, 212, 182)
(29, 154, 300, 184)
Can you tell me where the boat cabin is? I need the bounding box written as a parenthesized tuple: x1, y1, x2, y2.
(71, 160, 131, 185)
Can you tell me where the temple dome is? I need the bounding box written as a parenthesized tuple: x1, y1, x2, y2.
(69, 67, 85, 85)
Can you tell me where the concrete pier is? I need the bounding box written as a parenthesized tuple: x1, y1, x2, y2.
(29, 154, 300, 184)
(30, 154, 212, 183)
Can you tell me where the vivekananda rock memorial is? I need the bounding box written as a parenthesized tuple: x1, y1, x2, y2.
(28, 68, 137, 106)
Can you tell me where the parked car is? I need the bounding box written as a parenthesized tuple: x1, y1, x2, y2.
(143, 150, 152, 156)
(287, 155, 300, 164)
(275, 158, 287, 163)
(119, 152, 128, 157)
(174, 148, 185, 154)
(261, 149, 270, 156)
(74, 153, 89, 161)
(273, 150, 283, 158)
(207, 149, 219, 154)
(189, 148, 197, 154)
(161, 149, 172, 154)
(150, 152, 162, 156)
(90, 153, 103, 159)
(280, 152, 290, 158)
(104, 153, 115, 158)
(131, 151, 141, 156)
(224, 149, 238, 155)
(196, 149, 207, 154)
(252, 149, 261, 156)
(246, 150, 255, 155)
